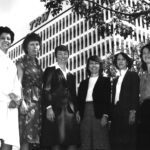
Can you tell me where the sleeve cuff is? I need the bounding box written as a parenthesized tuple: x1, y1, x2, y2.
(46, 105, 52, 109)
(103, 114, 109, 118)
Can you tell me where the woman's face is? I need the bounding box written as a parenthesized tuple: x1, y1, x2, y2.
(117, 54, 128, 70)
(88, 60, 100, 76)
(0, 33, 11, 53)
(142, 47, 150, 65)
(56, 50, 69, 65)
(27, 41, 40, 57)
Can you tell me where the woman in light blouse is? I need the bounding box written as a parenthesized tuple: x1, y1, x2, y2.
(137, 44, 150, 150)
(0, 26, 21, 150)
(77, 55, 111, 150)
(110, 52, 139, 150)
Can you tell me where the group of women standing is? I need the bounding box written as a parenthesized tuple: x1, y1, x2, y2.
(0, 25, 150, 150)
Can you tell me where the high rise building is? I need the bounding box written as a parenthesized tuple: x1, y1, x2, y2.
(8, 0, 150, 86)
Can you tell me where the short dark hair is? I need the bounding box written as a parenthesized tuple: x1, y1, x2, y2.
(22, 32, 41, 54)
(113, 52, 133, 69)
(86, 55, 103, 76)
(55, 45, 69, 57)
(140, 44, 150, 71)
(0, 26, 14, 43)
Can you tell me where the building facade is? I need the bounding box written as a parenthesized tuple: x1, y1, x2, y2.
(8, 0, 150, 86)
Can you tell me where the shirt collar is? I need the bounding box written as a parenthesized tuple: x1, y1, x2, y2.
(55, 62, 69, 73)
(119, 68, 128, 77)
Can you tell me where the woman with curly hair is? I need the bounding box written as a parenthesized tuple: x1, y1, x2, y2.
(16, 32, 43, 150)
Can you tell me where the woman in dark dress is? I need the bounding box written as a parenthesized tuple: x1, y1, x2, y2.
(137, 44, 150, 150)
(41, 45, 80, 150)
(16, 33, 43, 150)
(77, 55, 111, 150)
(110, 52, 139, 150)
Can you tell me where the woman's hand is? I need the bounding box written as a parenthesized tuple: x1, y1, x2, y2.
(76, 111, 80, 123)
(129, 110, 136, 125)
(100, 115, 108, 127)
(9, 93, 19, 101)
(8, 93, 20, 108)
(46, 107, 55, 121)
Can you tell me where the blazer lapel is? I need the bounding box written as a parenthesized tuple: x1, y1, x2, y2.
(120, 70, 129, 90)
(112, 77, 118, 104)
(93, 76, 101, 92)
(56, 68, 66, 80)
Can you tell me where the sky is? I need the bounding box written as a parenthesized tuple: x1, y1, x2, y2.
(0, 0, 46, 42)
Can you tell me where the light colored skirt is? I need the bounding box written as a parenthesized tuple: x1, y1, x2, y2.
(80, 102, 110, 150)
(0, 101, 20, 149)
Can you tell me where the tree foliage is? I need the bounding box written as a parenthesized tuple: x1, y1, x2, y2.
(41, 0, 150, 39)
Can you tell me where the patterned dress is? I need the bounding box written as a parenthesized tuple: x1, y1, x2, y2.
(17, 55, 43, 144)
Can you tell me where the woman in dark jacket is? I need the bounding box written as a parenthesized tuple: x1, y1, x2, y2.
(110, 52, 139, 150)
(41, 45, 80, 150)
(137, 44, 150, 150)
(77, 55, 111, 150)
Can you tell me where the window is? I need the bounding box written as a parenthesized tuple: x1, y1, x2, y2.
(49, 54, 51, 65)
(53, 24, 55, 35)
(81, 22, 83, 34)
(107, 40, 110, 53)
(53, 38, 55, 49)
(73, 41, 76, 53)
(93, 30, 96, 43)
(49, 40, 51, 51)
(77, 39, 80, 51)
(56, 36, 58, 47)
(49, 26, 52, 37)
(69, 43, 72, 55)
(81, 53, 84, 65)
(46, 41, 48, 53)
(63, 32, 65, 43)
(70, 28, 72, 40)
(85, 21, 87, 31)
(63, 18, 65, 29)
(56, 22, 58, 33)
(43, 43, 45, 54)
(59, 20, 62, 31)
(77, 55, 80, 67)
(97, 44, 101, 57)
(73, 26, 76, 38)
(73, 12, 76, 23)
(74, 57, 76, 69)
(46, 55, 48, 68)
(89, 32, 92, 45)
(66, 30, 69, 42)
(93, 46, 96, 55)
(102, 43, 105, 56)
(77, 24, 80, 36)
(85, 34, 88, 47)
(66, 16, 69, 27)
(81, 37, 84, 49)
(69, 13, 72, 25)
(59, 34, 61, 45)
(70, 58, 72, 70)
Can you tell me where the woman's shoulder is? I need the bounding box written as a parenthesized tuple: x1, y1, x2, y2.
(79, 78, 88, 85)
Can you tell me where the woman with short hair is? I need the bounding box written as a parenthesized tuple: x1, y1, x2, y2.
(0, 26, 21, 150)
(77, 55, 111, 150)
(16, 32, 43, 150)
